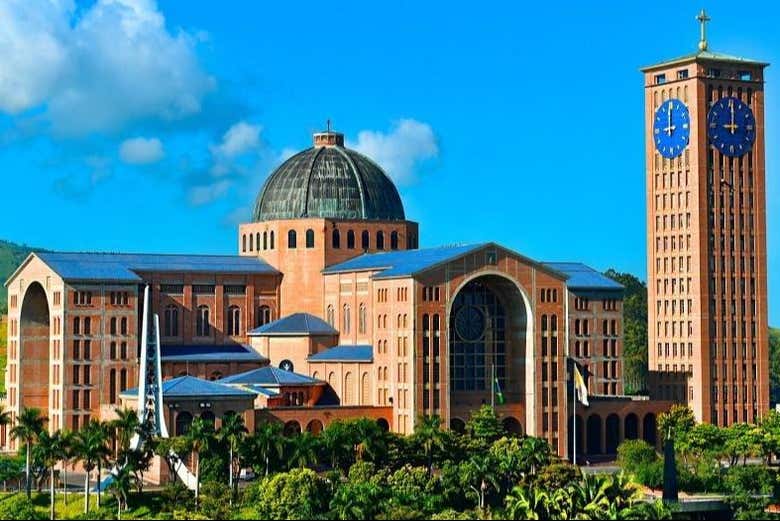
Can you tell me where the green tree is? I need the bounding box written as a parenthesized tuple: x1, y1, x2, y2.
(505, 485, 551, 520)
(461, 454, 499, 509)
(72, 420, 110, 514)
(248, 468, 332, 520)
(9, 407, 45, 498)
(244, 422, 285, 476)
(183, 417, 214, 508)
(58, 430, 75, 506)
(217, 411, 247, 504)
(319, 421, 352, 471)
(413, 415, 447, 475)
(107, 464, 133, 520)
(679, 422, 725, 461)
(36, 429, 65, 521)
(723, 423, 759, 466)
(770, 327, 780, 405)
(465, 405, 503, 448)
(658, 404, 695, 444)
(520, 436, 551, 477)
(488, 436, 525, 493)
(287, 432, 319, 470)
(757, 410, 780, 464)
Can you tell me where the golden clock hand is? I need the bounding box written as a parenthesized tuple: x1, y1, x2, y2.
(729, 100, 736, 134)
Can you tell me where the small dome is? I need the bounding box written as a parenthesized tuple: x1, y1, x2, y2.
(253, 130, 405, 222)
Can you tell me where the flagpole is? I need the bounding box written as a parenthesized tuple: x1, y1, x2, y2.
(491, 363, 495, 409)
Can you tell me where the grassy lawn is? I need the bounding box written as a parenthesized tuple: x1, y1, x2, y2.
(1, 489, 174, 520)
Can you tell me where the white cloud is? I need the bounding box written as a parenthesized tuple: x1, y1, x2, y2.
(212, 121, 262, 158)
(349, 118, 439, 183)
(0, 0, 214, 135)
(188, 179, 232, 206)
(119, 136, 164, 164)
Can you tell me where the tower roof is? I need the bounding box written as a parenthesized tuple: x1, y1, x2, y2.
(252, 129, 406, 222)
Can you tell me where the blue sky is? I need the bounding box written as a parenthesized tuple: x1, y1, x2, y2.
(0, 0, 778, 324)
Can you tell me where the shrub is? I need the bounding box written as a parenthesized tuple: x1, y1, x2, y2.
(0, 494, 45, 520)
(534, 462, 580, 490)
(247, 468, 332, 520)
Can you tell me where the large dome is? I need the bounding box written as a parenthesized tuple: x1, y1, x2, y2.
(253, 131, 406, 222)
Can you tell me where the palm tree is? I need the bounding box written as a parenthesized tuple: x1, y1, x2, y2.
(217, 412, 247, 505)
(287, 432, 319, 469)
(10, 407, 45, 498)
(320, 421, 351, 470)
(107, 465, 133, 520)
(245, 422, 285, 476)
(463, 455, 500, 509)
(184, 417, 213, 508)
(351, 418, 386, 463)
(111, 408, 139, 461)
(520, 436, 551, 476)
(59, 430, 75, 506)
(0, 407, 12, 446)
(36, 430, 66, 520)
(72, 420, 110, 514)
(414, 415, 447, 475)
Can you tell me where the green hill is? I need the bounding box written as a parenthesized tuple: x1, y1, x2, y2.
(0, 239, 44, 313)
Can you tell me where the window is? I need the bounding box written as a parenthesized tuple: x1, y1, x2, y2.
(109, 369, 116, 404)
(708, 68, 721, 78)
(120, 317, 127, 335)
(164, 305, 179, 336)
(655, 73, 666, 84)
(256, 305, 271, 327)
(287, 230, 297, 249)
(376, 231, 385, 250)
(227, 305, 241, 336)
(326, 305, 334, 326)
(306, 229, 315, 248)
(196, 305, 210, 336)
(361, 230, 370, 250)
(84, 317, 91, 335)
(263, 231, 267, 250)
(390, 231, 399, 250)
(242, 234, 246, 252)
(109, 317, 116, 335)
(270, 231, 275, 249)
(677, 69, 689, 80)
(332, 229, 340, 249)
(359, 304, 367, 334)
(257, 232, 261, 250)
(343, 304, 351, 334)
(74, 317, 81, 335)
(738, 70, 752, 81)
(347, 230, 355, 249)
(249, 233, 253, 251)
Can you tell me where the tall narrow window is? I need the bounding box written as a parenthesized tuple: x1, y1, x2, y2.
(257, 232, 261, 250)
(120, 317, 127, 335)
(358, 304, 367, 334)
(347, 230, 355, 249)
(84, 317, 91, 335)
(249, 233, 254, 251)
(326, 305, 335, 326)
(256, 305, 271, 327)
(227, 305, 241, 336)
(361, 230, 370, 250)
(376, 231, 385, 250)
(288, 230, 297, 249)
(74, 317, 81, 335)
(196, 305, 210, 336)
(332, 229, 341, 249)
(270, 231, 275, 249)
(390, 231, 399, 250)
(242, 234, 246, 252)
(109, 369, 117, 404)
(120, 369, 127, 392)
(164, 305, 179, 336)
(263, 231, 268, 250)
(109, 317, 116, 335)
(343, 304, 351, 334)
(306, 229, 315, 248)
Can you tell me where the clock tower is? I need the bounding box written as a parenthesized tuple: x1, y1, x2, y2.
(642, 11, 770, 425)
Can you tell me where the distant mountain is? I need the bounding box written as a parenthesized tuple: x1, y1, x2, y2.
(0, 239, 45, 312)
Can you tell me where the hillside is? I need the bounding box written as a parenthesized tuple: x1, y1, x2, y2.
(0, 239, 43, 313)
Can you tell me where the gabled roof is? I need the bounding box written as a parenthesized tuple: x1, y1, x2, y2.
(641, 49, 768, 71)
(120, 375, 256, 399)
(248, 312, 338, 337)
(217, 366, 322, 386)
(161, 344, 266, 363)
(308, 345, 373, 363)
(9, 251, 278, 285)
(323, 243, 488, 279)
(543, 262, 623, 291)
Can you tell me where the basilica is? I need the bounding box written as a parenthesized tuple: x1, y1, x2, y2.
(3, 18, 771, 470)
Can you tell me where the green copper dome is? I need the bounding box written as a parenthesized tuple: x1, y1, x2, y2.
(252, 131, 405, 222)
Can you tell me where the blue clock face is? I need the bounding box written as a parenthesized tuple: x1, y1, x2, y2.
(707, 97, 755, 157)
(653, 98, 690, 158)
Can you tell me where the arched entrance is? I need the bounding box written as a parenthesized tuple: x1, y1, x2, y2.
(200, 411, 216, 428)
(376, 418, 390, 431)
(586, 415, 602, 454)
(605, 414, 620, 454)
(283, 421, 301, 437)
(175, 411, 193, 436)
(448, 274, 530, 427)
(502, 417, 523, 436)
(643, 413, 657, 447)
(450, 418, 466, 434)
(625, 413, 639, 440)
(20, 282, 51, 417)
(306, 419, 324, 435)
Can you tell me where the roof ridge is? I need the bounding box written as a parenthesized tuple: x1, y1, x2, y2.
(41, 250, 267, 259)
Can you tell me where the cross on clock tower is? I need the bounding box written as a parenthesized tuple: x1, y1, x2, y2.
(642, 11, 770, 425)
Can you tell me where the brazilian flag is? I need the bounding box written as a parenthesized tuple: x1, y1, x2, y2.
(493, 377, 505, 405)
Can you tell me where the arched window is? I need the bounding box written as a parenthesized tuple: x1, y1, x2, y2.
(256, 305, 271, 327)
(361, 230, 370, 250)
(263, 231, 267, 250)
(84, 317, 91, 335)
(196, 305, 210, 336)
(347, 230, 355, 249)
(390, 231, 399, 250)
(120, 368, 127, 391)
(249, 233, 254, 251)
(109, 369, 116, 404)
(326, 305, 335, 326)
(332, 229, 340, 249)
(209, 372, 222, 382)
(358, 304, 366, 334)
(242, 234, 246, 252)
(257, 232, 261, 250)
(344, 372, 354, 405)
(110, 341, 117, 360)
(343, 304, 351, 334)
(120, 317, 127, 335)
(361, 372, 370, 404)
(306, 229, 315, 248)
(175, 411, 193, 436)
(164, 305, 179, 336)
(376, 231, 385, 250)
(108, 317, 115, 335)
(227, 305, 241, 336)
(288, 229, 297, 249)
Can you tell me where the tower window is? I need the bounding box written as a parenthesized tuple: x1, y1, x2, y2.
(196, 305, 210, 336)
(376, 231, 385, 250)
(305, 229, 315, 248)
(677, 69, 688, 80)
(347, 230, 355, 249)
(332, 229, 340, 249)
(390, 231, 399, 250)
(738, 70, 752, 81)
(256, 305, 271, 327)
(655, 73, 666, 85)
(270, 231, 275, 249)
(227, 305, 241, 336)
(287, 230, 297, 249)
(361, 230, 370, 250)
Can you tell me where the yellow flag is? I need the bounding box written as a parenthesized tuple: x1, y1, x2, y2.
(573, 365, 589, 407)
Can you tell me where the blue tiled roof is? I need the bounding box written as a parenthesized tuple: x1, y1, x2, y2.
(308, 345, 373, 363)
(323, 243, 488, 279)
(542, 263, 624, 291)
(120, 375, 256, 399)
(248, 312, 338, 336)
(160, 344, 266, 362)
(218, 366, 322, 386)
(33, 251, 277, 282)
